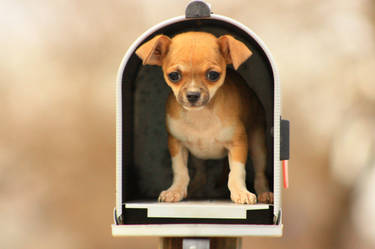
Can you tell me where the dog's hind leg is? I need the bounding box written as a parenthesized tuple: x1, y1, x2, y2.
(249, 127, 274, 204)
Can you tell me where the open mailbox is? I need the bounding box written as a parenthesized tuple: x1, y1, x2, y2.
(112, 1, 290, 237)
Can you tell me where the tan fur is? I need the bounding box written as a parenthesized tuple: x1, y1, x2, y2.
(136, 32, 273, 204)
(218, 35, 253, 70)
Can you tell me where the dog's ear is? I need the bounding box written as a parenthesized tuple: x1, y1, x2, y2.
(218, 35, 252, 70)
(135, 35, 171, 66)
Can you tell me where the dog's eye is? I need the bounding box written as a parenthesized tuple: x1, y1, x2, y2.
(207, 71, 220, 82)
(168, 71, 181, 83)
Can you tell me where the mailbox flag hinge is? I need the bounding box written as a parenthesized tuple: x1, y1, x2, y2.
(280, 118, 290, 189)
(280, 118, 290, 160)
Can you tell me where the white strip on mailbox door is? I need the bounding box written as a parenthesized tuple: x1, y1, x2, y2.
(125, 201, 270, 219)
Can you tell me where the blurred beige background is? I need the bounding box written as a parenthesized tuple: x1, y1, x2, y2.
(1, 0, 375, 248)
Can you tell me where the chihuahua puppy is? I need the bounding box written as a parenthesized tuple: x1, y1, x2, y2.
(136, 32, 273, 204)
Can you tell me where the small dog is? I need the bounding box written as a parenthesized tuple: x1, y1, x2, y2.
(136, 32, 273, 204)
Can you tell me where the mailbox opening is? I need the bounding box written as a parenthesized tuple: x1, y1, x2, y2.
(113, 2, 286, 237)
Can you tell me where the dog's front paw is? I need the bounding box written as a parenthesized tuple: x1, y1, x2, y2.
(230, 189, 257, 204)
(158, 187, 187, 202)
(258, 192, 274, 204)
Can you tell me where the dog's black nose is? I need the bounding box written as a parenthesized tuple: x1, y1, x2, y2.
(186, 91, 201, 103)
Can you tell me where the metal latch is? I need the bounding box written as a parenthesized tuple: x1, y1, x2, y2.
(185, 0, 212, 18)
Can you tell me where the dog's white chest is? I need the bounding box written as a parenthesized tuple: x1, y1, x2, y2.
(167, 110, 233, 159)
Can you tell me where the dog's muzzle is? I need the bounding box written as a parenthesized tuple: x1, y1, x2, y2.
(177, 86, 209, 108)
(186, 91, 201, 104)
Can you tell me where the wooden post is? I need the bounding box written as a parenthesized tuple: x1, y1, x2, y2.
(159, 237, 241, 249)
(210, 238, 241, 249)
(159, 238, 182, 249)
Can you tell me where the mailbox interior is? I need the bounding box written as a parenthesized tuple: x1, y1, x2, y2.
(117, 17, 279, 227)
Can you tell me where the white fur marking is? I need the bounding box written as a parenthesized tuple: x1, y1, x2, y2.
(167, 112, 231, 159)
